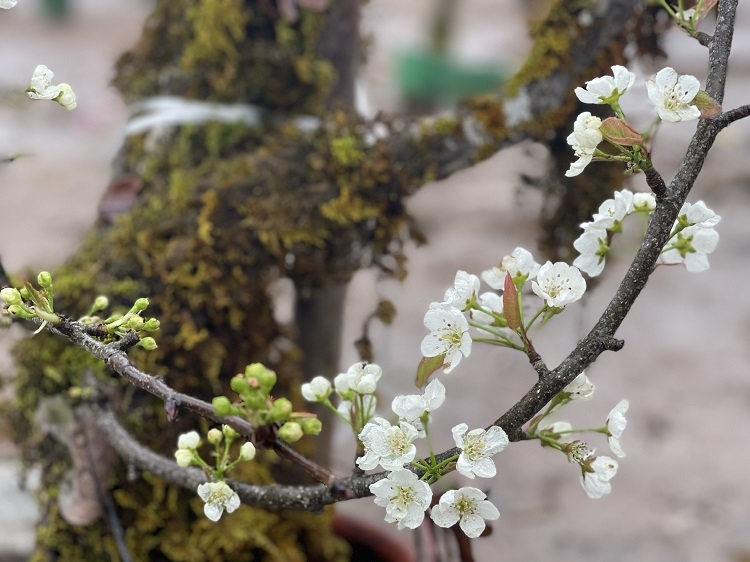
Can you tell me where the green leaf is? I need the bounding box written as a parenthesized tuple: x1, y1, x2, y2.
(415, 353, 446, 387)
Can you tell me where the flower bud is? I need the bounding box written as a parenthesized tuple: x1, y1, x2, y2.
(92, 296, 109, 313)
(127, 316, 144, 331)
(301, 376, 332, 402)
(207, 428, 223, 445)
(299, 417, 322, 436)
(177, 431, 200, 450)
(55, 83, 77, 111)
(246, 363, 277, 392)
(175, 449, 194, 467)
(137, 336, 157, 350)
(239, 442, 256, 461)
(278, 421, 303, 443)
(142, 318, 160, 332)
(222, 424, 238, 440)
(230, 374, 250, 396)
(243, 391, 267, 411)
(1, 288, 22, 306)
(270, 398, 293, 422)
(37, 271, 53, 288)
(133, 298, 149, 312)
(212, 396, 234, 416)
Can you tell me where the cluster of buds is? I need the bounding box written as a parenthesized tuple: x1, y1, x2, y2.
(213, 363, 321, 443)
(174, 427, 256, 521)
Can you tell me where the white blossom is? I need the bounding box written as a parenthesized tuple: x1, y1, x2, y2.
(470, 291, 504, 326)
(452, 423, 509, 479)
(565, 112, 603, 177)
(0, 0, 17, 9)
(647, 67, 701, 122)
(369, 468, 433, 530)
(301, 375, 332, 402)
(392, 378, 446, 425)
(563, 372, 595, 401)
(337, 362, 382, 394)
(531, 262, 586, 308)
(633, 192, 656, 213)
(574, 65, 636, 105)
(420, 305, 472, 374)
(442, 270, 480, 310)
(28, 65, 61, 100)
(177, 431, 200, 450)
(572, 226, 608, 277)
(481, 247, 540, 289)
(430, 487, 500, 538)
(27, 65, 77, 110)
(580, 456, 618, 499)
(606, 400, 629, 458)
(537, 419, 573, 443)
(197, 481, 241, 521)
(584, 189, 634, 230)
(357, 418, 419, 471)
(661, 225, 719, 272)
(678, 200, 721, 229)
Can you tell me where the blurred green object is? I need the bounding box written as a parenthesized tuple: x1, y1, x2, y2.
(43, 0, 69, 20)
(396, 49, 507, 102)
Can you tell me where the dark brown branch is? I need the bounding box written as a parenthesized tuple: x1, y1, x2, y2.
(47, 316, 337, 486)
(93, 405, 379, 511)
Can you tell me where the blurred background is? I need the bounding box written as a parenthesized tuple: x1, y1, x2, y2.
(1, 1, 750, 561)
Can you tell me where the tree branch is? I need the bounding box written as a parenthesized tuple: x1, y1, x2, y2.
(491, 0, 741, 440)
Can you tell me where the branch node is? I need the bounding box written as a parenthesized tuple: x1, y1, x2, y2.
(601, 336, 624, 352)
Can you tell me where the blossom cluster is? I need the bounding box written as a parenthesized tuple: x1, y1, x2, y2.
(572, 189, 721, 276)
(531, 373, 629, 499)
(420, 248, 586, 375)
(173, 426, 255, 521)
(304, 364, 507, 535)
(566, 65, 715, 177)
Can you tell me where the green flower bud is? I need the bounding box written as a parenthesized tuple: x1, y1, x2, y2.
(133, 298, 149, 312)
(246, 363, 277, 392)
(37, 271, 53, 288)
(127, 316, 144, 331)
(222, 424, 238, 440)
(137, 336, 157, 350)
(207, 428, 223, 445)
(243, 391, 267, 411)
(142, 318, 160, 332)
(92, 295, 109, 312)
(19, 287, 31, 299)
(278, 421, 303, 443)
(230, 374, 250, 396)
(299, 417, 322, 436)
(212, 396, 234, 416)
(270, 398, 293, 422)
(1, 288, 22, 306)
